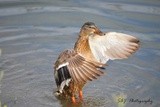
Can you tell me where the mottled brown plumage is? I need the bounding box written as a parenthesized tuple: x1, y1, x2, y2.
(54, 22, 139, 103)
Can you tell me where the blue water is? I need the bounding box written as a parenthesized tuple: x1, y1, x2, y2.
(0, 0, 160, 107)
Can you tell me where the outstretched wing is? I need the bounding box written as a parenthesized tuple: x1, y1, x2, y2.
(89, 32, 140, 63)
(54, 50, 104, 85)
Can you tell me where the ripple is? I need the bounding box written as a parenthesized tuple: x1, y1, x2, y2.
(3, 48, 53, 58)
(83, 1, 160, 15)
(0, 7, 28, 16)
(0, 27, 78, 43)
(0, 5, 108, 17)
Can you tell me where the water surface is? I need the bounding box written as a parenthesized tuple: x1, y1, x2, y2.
(0, 0, 160, 107)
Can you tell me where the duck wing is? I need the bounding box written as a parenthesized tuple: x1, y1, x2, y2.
(54, 49, 104, 85)
(89, 32, 140, 63)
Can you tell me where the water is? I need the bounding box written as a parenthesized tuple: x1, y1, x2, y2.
(0, 0, 160, 107)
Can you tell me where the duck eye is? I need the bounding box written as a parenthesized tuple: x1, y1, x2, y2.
(88, 26, 95, 29)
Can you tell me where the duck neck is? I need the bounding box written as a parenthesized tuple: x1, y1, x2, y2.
(74, 35, 91, 55)
(74, 35, 96, 62)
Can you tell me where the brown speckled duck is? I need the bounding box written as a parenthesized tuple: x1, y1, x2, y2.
(54, 22, 139, 103)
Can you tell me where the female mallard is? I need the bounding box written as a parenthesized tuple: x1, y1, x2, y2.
(54, 22, 139, 103)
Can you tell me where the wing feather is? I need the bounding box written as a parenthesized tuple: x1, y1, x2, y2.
(83, 61, 103, 76)
(80, 66, 97, 80)
(74, 67, 85, 82)
(89, 32, 140, 63)
(55, 50, 104, 83)
(78, 67, 93, 81)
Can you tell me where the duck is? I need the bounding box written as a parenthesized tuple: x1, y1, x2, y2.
(53, 22, 139, 103)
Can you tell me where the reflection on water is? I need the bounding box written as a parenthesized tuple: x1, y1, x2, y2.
(0, 0, 160, 107)
(55, 95, 108, 107)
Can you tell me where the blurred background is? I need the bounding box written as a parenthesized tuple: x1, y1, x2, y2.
(0, 0, 160, 107)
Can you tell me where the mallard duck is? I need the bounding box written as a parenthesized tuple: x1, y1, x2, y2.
(54, 22, 139, 103)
